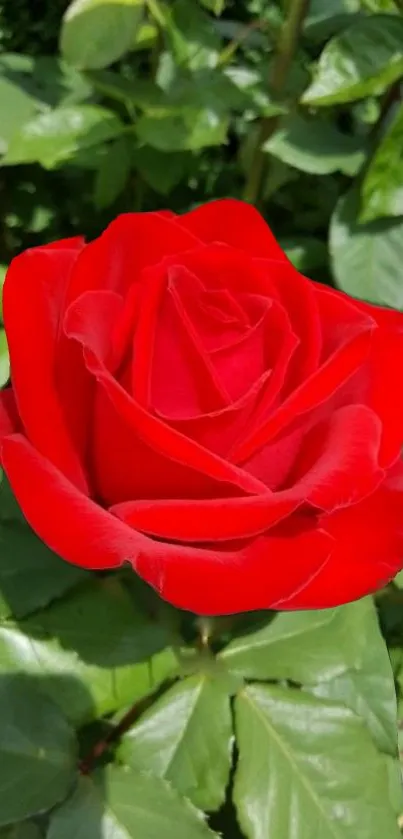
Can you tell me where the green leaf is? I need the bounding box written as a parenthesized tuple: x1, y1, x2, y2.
(234, 685, 400, 839)
(136, 109, 228, 151)
(0, 331, 9, 388)
(303, 0, 362, 43)
(200, 0, 225, 14)
(0, 824, 42, 839)
(303, 0, 362, 42)
(133, 146, 189, 193)
(394, 570, 403, 589)
(330, 186, 403, 308)
(0, 518, 87, 619)
(361, 103, 403, 222)
(302, 16, 403, 106)
(386, 755, 403, 816)
(0, 578, 177, 726)
(48, 768, 220, 839)
(0, 676, 76, 825)
(0, 265, 6, 322)
(0, 56, 45, 153)
(162, 0, 221, 70)
(224, 65, 286, 117)
(60, 0, 145, 70)
(2, 106, 125, 168)
(0, 54, 91, 111)
(93, 137, 132, 209)
(118, 673, 232, 811)
(164, 68, 248, 113)
(263, 114, 366, 175)
(280, 236, 328, 271)
(85, 69, 164, 109)
(220, 599, 397, 754)
(132, 21, 158, 51)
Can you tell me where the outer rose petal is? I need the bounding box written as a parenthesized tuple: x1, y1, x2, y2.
(66, 213, 200, 302)
(0, 389, 20, 454)
(134, 519, 333, 615)
(0, 433, 333, 616)
(289, 404, 384, 510)
(3, 242, 88, 492)
(313, 286, 403, 467)
(275, 466, 403, 609)
(0, 434, 153, 569)
(111, 491, 301, 542)
(180, 199, 288, 262)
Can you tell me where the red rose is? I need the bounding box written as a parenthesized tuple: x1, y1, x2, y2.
(1, 199, 403, 615)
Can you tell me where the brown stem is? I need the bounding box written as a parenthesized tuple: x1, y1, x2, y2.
(243, 0, 310, 205)
(218, 19, 270, 66)
(79, 699, 147, 775)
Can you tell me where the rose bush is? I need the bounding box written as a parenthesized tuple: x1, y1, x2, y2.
(0, 198, 403, 615)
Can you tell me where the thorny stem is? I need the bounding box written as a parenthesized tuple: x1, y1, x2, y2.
(243, 0, 310, 206)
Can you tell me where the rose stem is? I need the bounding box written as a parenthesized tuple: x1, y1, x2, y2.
(243, 0, 310, 206)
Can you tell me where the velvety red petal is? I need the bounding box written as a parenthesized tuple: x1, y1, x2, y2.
(111, 490, 300, 542)
(66, 213, 200, 303)
(180, 199, 287, 262)
(313, 285, 403, 467)
(134, 518, 333, 615)
(279, 469, 403, 609)
(137, 264, 228, 417)
(54, 336, 95, 474)
(168, 244, 277, 297)
(367, 328, 403, 467)
(165, 370, 271, 458)
(0, 434, 154, 569)
(232, 325, 374, 464)
(3, 244, 88, 492)
(91, 384, 254, 504)
(290, 404, 384, 509)
(208, 298, 291, 404)
(86, 352, 267, 496)
(64, 296, 268, 502)
(0, 388, 20, 450)
(312, 283, 375, 360)
(43, 237, 85, 251)
(256, 258, 322, 389)
(64, 290, 124, 364)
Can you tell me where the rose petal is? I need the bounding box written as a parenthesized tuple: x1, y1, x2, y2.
(166, 370, 272, 458)
(66, 213, 200, 303)
(135, 264, 229, 417)
(64, 290, 124, 364)
(0, 388, 20, 450)
(232, 324, 375, 464)
(64, 295, 269, 501)
(0, 433, 153, 569)
(134, 517, 333, 615)
(290, 404, 384, 509)
(111, 489, 300, 542)
(180, 199, 288, 262)
(0, 434, 334, 617)
(86, 352, 268, 497)
(277, 468, 403, 609)
(91, 384, 256, 504)
(3, 242, 88, 492)
(312, 283, 375, 360)
(256, 257, 322, 388)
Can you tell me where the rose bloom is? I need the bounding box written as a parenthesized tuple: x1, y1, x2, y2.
(0, 199, 402, 615)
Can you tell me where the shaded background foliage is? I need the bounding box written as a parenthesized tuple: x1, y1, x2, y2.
(1, 0, 403, 837)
